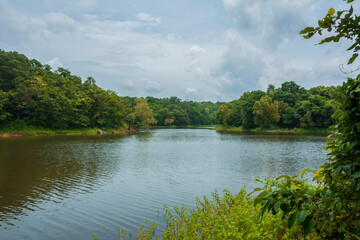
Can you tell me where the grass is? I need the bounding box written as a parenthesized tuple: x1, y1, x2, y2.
(0, 120, 128, 137)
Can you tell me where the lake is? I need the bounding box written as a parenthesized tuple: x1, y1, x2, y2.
(0, 128, 328, 239)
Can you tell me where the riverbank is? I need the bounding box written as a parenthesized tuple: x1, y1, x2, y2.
(0, 126, 139, 138)
(151, 125, 215, 129)
(215, 126, 330, 135)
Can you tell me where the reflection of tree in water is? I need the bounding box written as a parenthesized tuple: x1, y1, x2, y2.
(218, 130, 327, 142)
(133, 131, 152, 142)
(0, 135, 126, 226)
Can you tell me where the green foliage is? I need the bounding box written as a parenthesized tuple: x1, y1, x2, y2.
(146, 96, 222, 127)
(281, 81, 300, 94)
(216, 104, 233, 126)
(0, 50, 221, 132)
(216, 83, 338, 129)
(158, 188, 316, 239)
(241, 90, 265, 129)
(253, 95, 286, 128)
(282, 107, 301, 129)
(255, 1, 360, 239)
(299, 3, 360, 65)
(134, 98, 157, 129)
(94, 188, 318, 240)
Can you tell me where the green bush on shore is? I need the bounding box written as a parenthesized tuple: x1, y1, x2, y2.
(93, 188, 318, 240)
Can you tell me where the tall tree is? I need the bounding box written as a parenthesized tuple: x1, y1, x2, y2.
(134, 98, 157, 129)
(253, 96, 280, 127)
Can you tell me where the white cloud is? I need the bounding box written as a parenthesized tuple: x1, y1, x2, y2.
(186, 45, 207, 56)
(186, 88, 197, 93)
(45, 12, 77, 33)
(136, 12, 161, 25)
(145, 80, 163, 94)
(46, 57, 63, 69)
(223, 0, 315, 48)
(0, 0, 349, 102)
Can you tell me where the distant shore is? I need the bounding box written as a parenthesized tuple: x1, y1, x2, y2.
(215, 126, 331, 135)
(0, 127, 139, 138)
(0, 125, 331, 138)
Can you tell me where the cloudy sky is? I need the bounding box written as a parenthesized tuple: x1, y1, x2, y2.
(0, 0, 354, 101)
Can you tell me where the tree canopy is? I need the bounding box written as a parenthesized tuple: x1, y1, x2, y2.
(216, 82, 339, 129)
(0, 50, 222, 131)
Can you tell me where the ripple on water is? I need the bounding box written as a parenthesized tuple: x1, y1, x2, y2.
(0, 130, 327, 239)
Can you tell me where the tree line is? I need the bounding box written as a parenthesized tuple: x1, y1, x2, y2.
(0, 50, 222, 131)
(216, 81, 339, 129)
(0, 50, 340, 131)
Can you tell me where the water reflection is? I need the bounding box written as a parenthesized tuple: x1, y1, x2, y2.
(0, 129, 328, 240)
(0, 135, 126, 227)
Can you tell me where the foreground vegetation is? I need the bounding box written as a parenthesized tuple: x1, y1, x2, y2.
(253, 3, 360, 239)
(93, 188, 318, 240)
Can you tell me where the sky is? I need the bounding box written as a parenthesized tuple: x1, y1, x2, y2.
(0, 0, 354, 102)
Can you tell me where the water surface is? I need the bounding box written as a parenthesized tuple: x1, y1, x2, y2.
(0, 129, 328, 239)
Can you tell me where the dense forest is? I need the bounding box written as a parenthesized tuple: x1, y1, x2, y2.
(0, 49, 339, 132)
(0, 50, 222, 131)
(216, 82, 339, 129)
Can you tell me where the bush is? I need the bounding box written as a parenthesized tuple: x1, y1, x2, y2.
(94, 188, 319, 240)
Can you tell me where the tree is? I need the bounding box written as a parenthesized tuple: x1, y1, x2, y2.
(0, 50, 31, 91)
(281, 81, 300, 93)
(253, 95, 284, 128)
(134, 98, 157, 129)
(299, 110, 315, 128)
(216, 104, 233, 126)
(282, 107, 301, 128)
(164, 117, 175, 126)
(241, 90, 265, 129)
(272, 90, 297, 107)
(255, 1, 360, 238)
(266, 84, 275, 94)
(0, 90, 11, 121)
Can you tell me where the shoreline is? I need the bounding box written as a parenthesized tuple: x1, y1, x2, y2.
(0, 128, 139, 138)
(0, 126, 331, 138)
(215, 126, 331, 135)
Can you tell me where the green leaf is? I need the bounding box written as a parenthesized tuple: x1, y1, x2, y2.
(257, 201, 270, 220)
(336, 201, 342, 211)
(300, 168, 310, 179)
(288, 212, 297, 229)
(350, 140, 359, 149)
(299, 27, 314, 34)
(254, 191, 270, 205)
(319, 36, 335, 44)
(280, 202, 289, 214)
(275, 175, 291, 180)
(344, 165, 352, 176)
(297, 210, 308, 224)
(303, 216, 316, 236)
(328, 8, 335, 16)
(303, 32, 315, 39)
(347, 42, 358, 51)
(351, 171, 360, 178)
(348, 53, 358, 65)
(274, 201, 280, 213)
